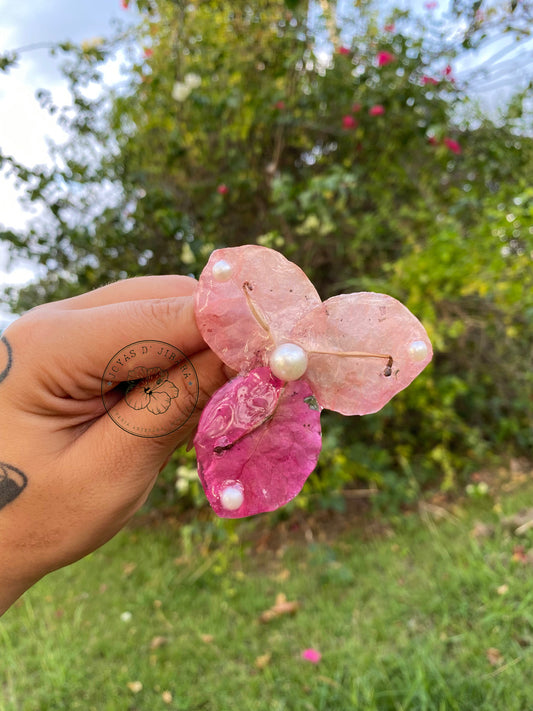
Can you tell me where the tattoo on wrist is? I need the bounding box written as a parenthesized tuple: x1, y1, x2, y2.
(0, 462, 27, 510)
(0, 336, 13, 384)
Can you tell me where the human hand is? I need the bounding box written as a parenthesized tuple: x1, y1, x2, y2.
(0, 276, 230, 614)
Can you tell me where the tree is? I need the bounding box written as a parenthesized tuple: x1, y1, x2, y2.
(1, 0, 532, 506)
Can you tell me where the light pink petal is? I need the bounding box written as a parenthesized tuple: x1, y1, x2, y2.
(290, 292, 432, 415)
(194, 368, 322, 518)
(195, 245, 321, 374)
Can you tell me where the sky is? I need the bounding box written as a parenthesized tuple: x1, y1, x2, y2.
(0, 0, 531, 324)
(0, 0, 132, 318)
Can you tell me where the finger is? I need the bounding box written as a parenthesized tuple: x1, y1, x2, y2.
(36, 275, 198, 311)
(72, 348, 229, 485)
(8, 295, 208, 397)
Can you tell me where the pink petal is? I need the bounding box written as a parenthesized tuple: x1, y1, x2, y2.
(443, 137, 461, 154)
(377, 51, 395, 67)
(195, 246, 321, 374)
(290, 293, 432, 415)
(194, 368, 322, 518)
(342, 115, 357, 129)
(301, 648, 321, 663)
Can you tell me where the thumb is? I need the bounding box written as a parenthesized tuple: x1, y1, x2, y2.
(72, 347, 230, 488)
(9, 294, 207, 397)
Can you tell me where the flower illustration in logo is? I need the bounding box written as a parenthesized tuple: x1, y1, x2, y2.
(125, 366, 179, 415)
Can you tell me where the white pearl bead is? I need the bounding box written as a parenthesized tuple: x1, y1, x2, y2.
(212, 259, 233, 281)
(269, 343, 308, 381)
(220, 483, 244, 511)
(408, 340, 428, 361)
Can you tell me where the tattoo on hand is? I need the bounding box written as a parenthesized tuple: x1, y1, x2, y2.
(0, 336, 13, 384)
(0, 462, 27, 510)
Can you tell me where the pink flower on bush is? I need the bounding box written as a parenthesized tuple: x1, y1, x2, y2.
(121, 0, 129, 8)
(369, 104, 385, 116)
(143, 48, 153, 58)
(342, 115, 357, 129)
(337, 46, 351, 55)
(274, 100, 286, 110)
(428, 135, 438, 146)
(377, 51, 395, 67)
(443, 137, 461, 154)
(444, 64, 453, 77)
(422, 75, 438, 86)
(384, 23, 395, 32)
(425, 1, 438, 8)
(217, 184, 229, 195)
(301, 648, 321, 664)
(352, 102, 362, 113)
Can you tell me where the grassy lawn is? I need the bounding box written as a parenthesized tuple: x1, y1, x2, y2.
(3, 475, 533, 711)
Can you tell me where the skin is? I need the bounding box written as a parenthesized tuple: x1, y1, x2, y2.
(0, 276, 231, 615)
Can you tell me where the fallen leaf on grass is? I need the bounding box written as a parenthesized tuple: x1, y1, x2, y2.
(127, 681, 143, 693)
(161, 691, 173, 704)
(501, 509, 533, 535)
(470, 522, 494, 540)
(259, 593, 300, 622)
(486, 648, 504, 667)
(317, 675, 339, 687)
(122, 562, 137, 576)
(150, 636, 168, 650)
(200, 633, 214, 644)
(255, 653, 272, 670)
(512, 545, 528, 563)
(497, 584, 509, 596)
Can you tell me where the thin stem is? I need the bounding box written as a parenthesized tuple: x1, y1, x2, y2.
(309, 350, 394, 376)
(242, 282, 270, 333)
(309, 349, 391, 361)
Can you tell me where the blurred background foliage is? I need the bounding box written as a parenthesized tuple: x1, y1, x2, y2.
(1, 0, 532, 511)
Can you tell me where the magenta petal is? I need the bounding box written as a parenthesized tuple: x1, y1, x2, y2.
(194, 367, 322, 518)
(290, 293, 433, 415)
(301, 648, 322, 663)
(194, 245, 322, 374)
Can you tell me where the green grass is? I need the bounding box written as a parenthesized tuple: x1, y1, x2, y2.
(3, 481, 533, 711)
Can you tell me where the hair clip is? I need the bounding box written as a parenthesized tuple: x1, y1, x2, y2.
(193, 245, 432, 517)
